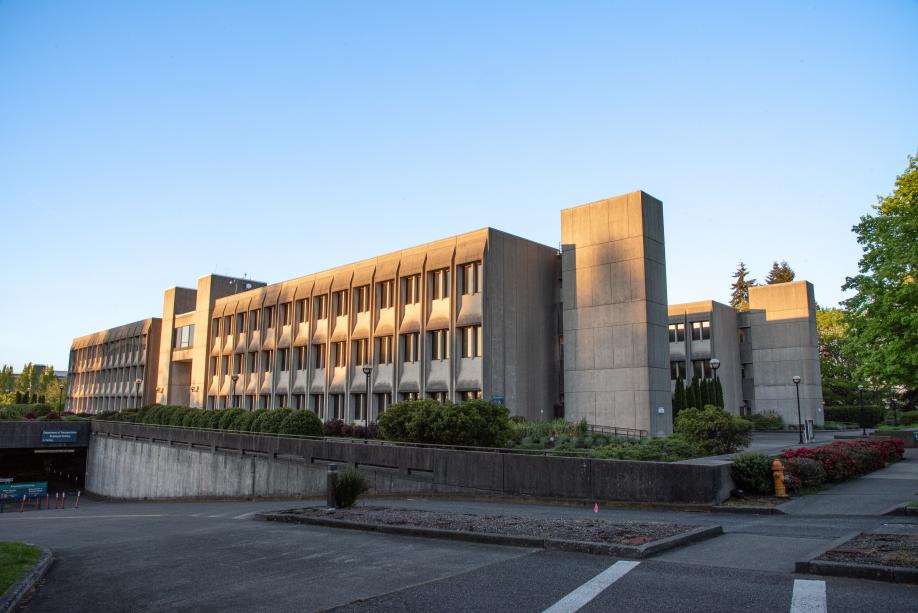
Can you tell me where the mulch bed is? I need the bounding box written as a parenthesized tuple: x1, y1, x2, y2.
(817, 533, 918, 569)
(272, 506, 693, 545)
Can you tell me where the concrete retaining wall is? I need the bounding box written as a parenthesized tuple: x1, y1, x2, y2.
(0, 420, 91, 449)
(86, 421, 733, 504)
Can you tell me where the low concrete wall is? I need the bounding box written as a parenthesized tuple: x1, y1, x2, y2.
(870, 430, 918, 449)
(0, 420, 91, 449)
(86, 421, 733, 505)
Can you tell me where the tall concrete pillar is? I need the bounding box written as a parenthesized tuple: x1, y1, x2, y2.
(560, 191, 672, 436)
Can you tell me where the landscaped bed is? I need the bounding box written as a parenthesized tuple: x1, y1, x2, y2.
(817, 533, 918, 570)
(0, 542, 41, 593)
(258, 506, 722, 557)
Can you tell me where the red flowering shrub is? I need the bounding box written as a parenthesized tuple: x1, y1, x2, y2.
(780, 439, 899, 484)
(782, 457, 826, 490)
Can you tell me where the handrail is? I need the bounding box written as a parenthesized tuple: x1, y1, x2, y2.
(586, 423, 648, 440)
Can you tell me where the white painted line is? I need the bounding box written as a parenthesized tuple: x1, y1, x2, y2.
(207, 512, 232, 518)
(790, 579, 827, 613)
(543, 560, 640, 613)
(232, 512, 255, 520)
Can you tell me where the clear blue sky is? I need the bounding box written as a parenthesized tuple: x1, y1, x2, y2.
(2, 1, 916, 370)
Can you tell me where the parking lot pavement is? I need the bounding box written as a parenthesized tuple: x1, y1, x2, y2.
(2, 499, 917, 612)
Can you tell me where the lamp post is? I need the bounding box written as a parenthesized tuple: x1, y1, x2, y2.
(231, 374, 239, 409)
(134, 378, 143, 411)
(710, 358, 720, 407)
(58, 383, 64, 412)
(362, 365, 372, 438)
(26, 387, 31, 405)
(858, 384, 865, 437)
(792, 375, 803, 444)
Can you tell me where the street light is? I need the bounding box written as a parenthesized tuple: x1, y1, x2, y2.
(858, 384, 865, 437)
(58, 382, 64, 412)
(231, 374, 239, 409)
(710, 359, 721, 406)
(134, 378, 143, 411)
(792, 375, 803, 444)
(362, 365, 372, 438)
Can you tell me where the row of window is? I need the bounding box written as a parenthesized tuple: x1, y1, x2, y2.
(174, 324, 195, 349)
(210, 263, 484, 340)
(208, 327, 484, 377)
(206, 389, 483, 416)
(668, 320, 710, 343)
(69, 365, 145, 388)
(670, 359, 714, 381)
(70, 335, 148, 370)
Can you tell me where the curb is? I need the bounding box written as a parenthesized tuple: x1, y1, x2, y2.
(255, 512, 723, 559)
(883, 504, 918, 517)
(711, 505, 787, 515)
(0, 545, 52, 613)
(797, 560, 918, 584)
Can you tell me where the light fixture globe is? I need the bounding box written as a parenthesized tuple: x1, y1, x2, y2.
(362, 365, 373, 376)
(792, 375, 801, 384)
(710, 358, 720, 371)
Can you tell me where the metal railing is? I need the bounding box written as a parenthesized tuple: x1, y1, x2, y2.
(586, 423, 648, 440)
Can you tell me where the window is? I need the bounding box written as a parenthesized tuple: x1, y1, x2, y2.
(400, 391, 419, 402)
(739, 328, 748, 344)
(222, 356, 229, 376)
(402, 333, 419, 363)
(294, 394, 306, 409)
(429, 329, 449, 360)
(376, 336, 393, 364)
(742, 363, 753, 379)
(210, 357, 218, 376)
(295, 346, 306, 370)
(692, 359, 713, 380)
(428, 391, 448, 403)
(237, 312, 247, 334)
(265, 305, 276, 328)
(668, 323, 685, 343)
(233, 353, 242, 374)
(314, 295, 328, 319)
(353, 393, 368, 421)
(332, 341, 347, 367)
(278, 348, 289, 372)
(403, 275, 420, 304)
(378, 280, 394, 309)
(311, 394, 324, 414)
(353, 338, 368, 366)
(276, 394, 287, 408)
(279, 302, 291, 326)
(245, 395, 255, 410)
(313, 344, 326, 368)
(262, 350, 274, 372)
(247, 352, 257, 373)
(174, 324, 194, 349)
(334, 290, 349, 317)
(375, 392, 391, 414)
(212, 318, 220, 339)
(331, 394, 345, 420)
(207, 396, 215, 409)
(430, 268, 449, 300)
(295, 299, 307, 324)
(259, 394, 269, 409)
(691, 320, 711, 341)
(460, 390, 482, 401)
(224, 315, 232, 337)
(355, 285, 370, 313)
(461, 261, 482, 295)
(461, 325, 482, 358)
(670, 360, 687, 380)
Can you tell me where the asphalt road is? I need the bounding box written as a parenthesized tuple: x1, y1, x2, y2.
(2, 497, 916, 612)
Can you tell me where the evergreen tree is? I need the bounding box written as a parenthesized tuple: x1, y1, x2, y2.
(673, 378, 686, 417)
(685, 378, 696, 410)
(700, 377, 709, 406)
(765, 260, 796, 284)
(714, 377, 725, 408)
(730, 262, 756, 311)
(690, 377, 702, 409)
(15, 391, 22, 404)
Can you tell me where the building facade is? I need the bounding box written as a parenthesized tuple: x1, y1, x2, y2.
(668, 281, 824, 425)
(66, 190, 822, 434)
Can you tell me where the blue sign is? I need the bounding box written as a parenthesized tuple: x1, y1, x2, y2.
(42, 430, 78, 444)
(491, 396, 505, 405)
(0, 481, 48, 500)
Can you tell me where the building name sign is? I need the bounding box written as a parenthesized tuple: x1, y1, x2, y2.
(41, 430, 78, 444)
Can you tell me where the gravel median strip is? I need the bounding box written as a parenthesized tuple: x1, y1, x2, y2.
(256, 506, 722, 558)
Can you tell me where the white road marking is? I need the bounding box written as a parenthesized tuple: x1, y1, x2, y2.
(232, 512, 255, 520)
(543, 560, 640, 613)
(790, 579, 827, 613)
(207, 512, 232, 518)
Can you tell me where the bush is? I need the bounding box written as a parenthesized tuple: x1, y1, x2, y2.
(233, 411, 258, 432)
(892, 411, 918, 426)
(731, 453, 773, 494)
(377, 399, 513, 447)
(824, 405, 885, 427)
(590, 436, 702, 462)
(278, 410, 323, 436)
(248, 409, 270, 432)
(782, 457, 826, 491)
(746, 411, 784, 431)
(781, 439, 902, 483)
(674, 405, 752, 455)
(40, 411, 62, 421)
(334, 468, 368, 508)
(218, 409, 245, 430)
(255, 408, 293, 434)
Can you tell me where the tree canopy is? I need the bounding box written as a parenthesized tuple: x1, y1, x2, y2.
(730, 261, 756, 311)
(841, 153, 918, 390)
(765, 260, 796, 284)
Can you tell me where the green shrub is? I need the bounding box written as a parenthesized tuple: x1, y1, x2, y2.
(169, 408, 191, 426)
(747, 411, 784, 431)
(257, 408, 293, 433)
(511, 418, 588, 442)
(892, 411, 918, 426)
(181, 411, 197, 427)
(248, 409, 270, 432)
(591, 436, 701, 462)
(377, 399, 513, 447)
(782, 456, 826, 491)
(824, 405, 885, 427)
(675, 405, 752, 455)
(233, 411, 258, 432)
(277, 410, 323, 436)
(334, 469, 368, 508)
(730, 453, 773, 494)
(217, 408, 245, 430)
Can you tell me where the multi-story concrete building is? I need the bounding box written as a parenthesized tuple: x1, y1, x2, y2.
(66, 190, 822, 435)
(668, 281, 824, 425)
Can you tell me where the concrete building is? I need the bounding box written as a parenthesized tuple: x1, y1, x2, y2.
(668, 281, 824, 426)
(66, 190, 822, 434)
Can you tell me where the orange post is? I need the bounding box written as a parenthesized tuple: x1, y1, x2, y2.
(771, 459, 788, 498)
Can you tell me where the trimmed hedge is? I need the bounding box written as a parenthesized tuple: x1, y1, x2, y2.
(780, 438, 904, 490)
(675, 405, 752, 455)
(824, 405, 885, 427)
(731, 452, 773, 494)
(377, 399, 513, 447)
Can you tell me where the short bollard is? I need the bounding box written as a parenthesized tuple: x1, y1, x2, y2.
(45, 493, 50, 510)
(61, 493, 66, 510)
(54, 493, 59, 509)
(326, 464, 339, 509)
(75, 491, 81, 509)
(771, 459, 788, 498)
(19, 495, 26, 512)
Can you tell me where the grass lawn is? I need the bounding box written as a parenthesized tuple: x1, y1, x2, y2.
(0, 542, 41, 593)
